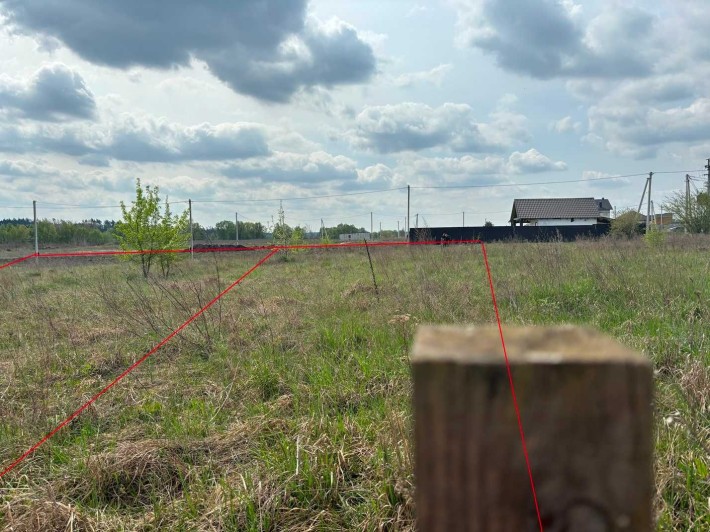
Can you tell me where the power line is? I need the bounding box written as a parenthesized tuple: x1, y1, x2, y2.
(653, 169, 704, 175)
(188, 186, 406, 204)
(411, 172, 650, 190)
(38, 202, 122, 209)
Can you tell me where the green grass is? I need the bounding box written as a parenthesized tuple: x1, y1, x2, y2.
(0, 237, 708, 530)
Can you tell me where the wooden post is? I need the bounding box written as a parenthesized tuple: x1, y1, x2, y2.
(412, 325, 653, 531)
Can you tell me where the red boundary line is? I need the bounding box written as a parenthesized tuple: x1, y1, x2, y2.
(481, 243, 543, 531)
(0, 253, 36, 270)
(0, 239, 482, 263)
(0, 239, 543, 530)
(0, 248, 279, 480)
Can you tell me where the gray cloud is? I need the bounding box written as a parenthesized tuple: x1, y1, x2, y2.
(0, 116, 270, 163)
(0, 63, 96, 121)
(0, 1, 376, 102)
(453, 0, 657, 79)
(351, 102, 528, 154)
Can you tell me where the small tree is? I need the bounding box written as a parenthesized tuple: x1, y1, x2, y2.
(115, 180, 189, 277)
(157, 198, 190, 277)
(271, 202, 306, 260)
(610, 209, 642, 238)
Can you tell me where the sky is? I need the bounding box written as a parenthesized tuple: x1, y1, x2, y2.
(0, 0, 709, 232)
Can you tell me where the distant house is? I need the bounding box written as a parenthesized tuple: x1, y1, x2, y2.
(510, 198, 612, 227)
(339, 232, 372, 242)
(638, 213, 676, 229)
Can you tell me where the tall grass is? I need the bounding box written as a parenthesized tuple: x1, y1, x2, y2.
(0, 237, 708, 530)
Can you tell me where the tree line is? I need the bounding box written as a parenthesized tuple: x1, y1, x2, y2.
(0, 218, 375, 247)
(0, 218, 116, 246)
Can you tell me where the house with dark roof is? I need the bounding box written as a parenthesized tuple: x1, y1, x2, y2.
(596, 198, 613, 219)
(509, 198, 613, 227)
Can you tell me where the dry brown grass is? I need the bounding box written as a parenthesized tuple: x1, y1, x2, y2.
(3, 499, 95, 532)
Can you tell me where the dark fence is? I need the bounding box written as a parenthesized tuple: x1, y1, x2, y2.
(409, 224, 611, 243)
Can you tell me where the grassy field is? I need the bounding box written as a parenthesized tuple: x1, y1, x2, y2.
(0, 237, 708, 530)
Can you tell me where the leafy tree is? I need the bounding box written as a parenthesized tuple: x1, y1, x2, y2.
(484, 221, 494, 227)
(663, 191, 710, 234)
(37, 220, 57, 243)
(191, 222, 208, 241)
(0, 224, 31, 245)
(215, 220, 236, 240)
(241, 221, 265, 239)
(158, 198, 190, 277)
(115, 179, 189, 277)
(610, 209, 643, 238)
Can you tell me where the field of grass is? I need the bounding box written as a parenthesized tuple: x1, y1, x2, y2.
(0, 237, 708, 530)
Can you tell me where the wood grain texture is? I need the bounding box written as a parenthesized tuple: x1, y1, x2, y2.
(412, 325, 653, 532)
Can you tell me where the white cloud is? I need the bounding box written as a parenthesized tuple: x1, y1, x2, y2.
(0, 158, 53, 177)
(351, 102, 528, 154)
(581, 170, 630, 189)
(507, 148, 567, 173)
(357, 163, 397, 184)
(221, 150, 358, 184)
(393, 64, 453, 88)
(587, 97, 710, 159)
(550, 116, 582, 133)
(406, 5, 429, 18)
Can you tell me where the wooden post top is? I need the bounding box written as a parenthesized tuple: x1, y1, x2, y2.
(412, 324, 649, 366)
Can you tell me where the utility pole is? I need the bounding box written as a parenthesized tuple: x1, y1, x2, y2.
(189, 199, 194, 259)
(379, 221, 382, 240)
(416, 213, 419, 229)
(646, 172, 653, 233)
(637, 177, 649, 216)
(706, 158, 710, 194)
(462, 211, 465, 227)
(235, 212, 239, 242)
(407, 185, 411, 242)
(686, 174, 691, 231)
(370, 212, 373, 237)
(397, 220, 400, 239)
(33, 200, 38, 265)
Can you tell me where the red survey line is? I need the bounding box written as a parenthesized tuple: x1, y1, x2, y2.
(0, 253, 37, 270)
(1, 238, 542, 528)
(0, 240, 483, 268)
(0, 248, 279, 480)
(481, 242, 543, 531)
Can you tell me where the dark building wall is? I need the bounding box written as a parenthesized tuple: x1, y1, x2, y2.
(409, 224, 611, 242)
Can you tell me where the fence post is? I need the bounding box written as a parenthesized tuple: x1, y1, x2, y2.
(411, 324, 653, 531)
(188, 199, 194, 259)
(33, 200, 38, 265)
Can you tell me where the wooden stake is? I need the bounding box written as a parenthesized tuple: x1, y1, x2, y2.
(412, 324, 653, 531)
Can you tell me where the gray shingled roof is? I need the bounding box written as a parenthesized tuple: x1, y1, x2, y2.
(510, 198, 601, 221)
(596, 198, 613, 211)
